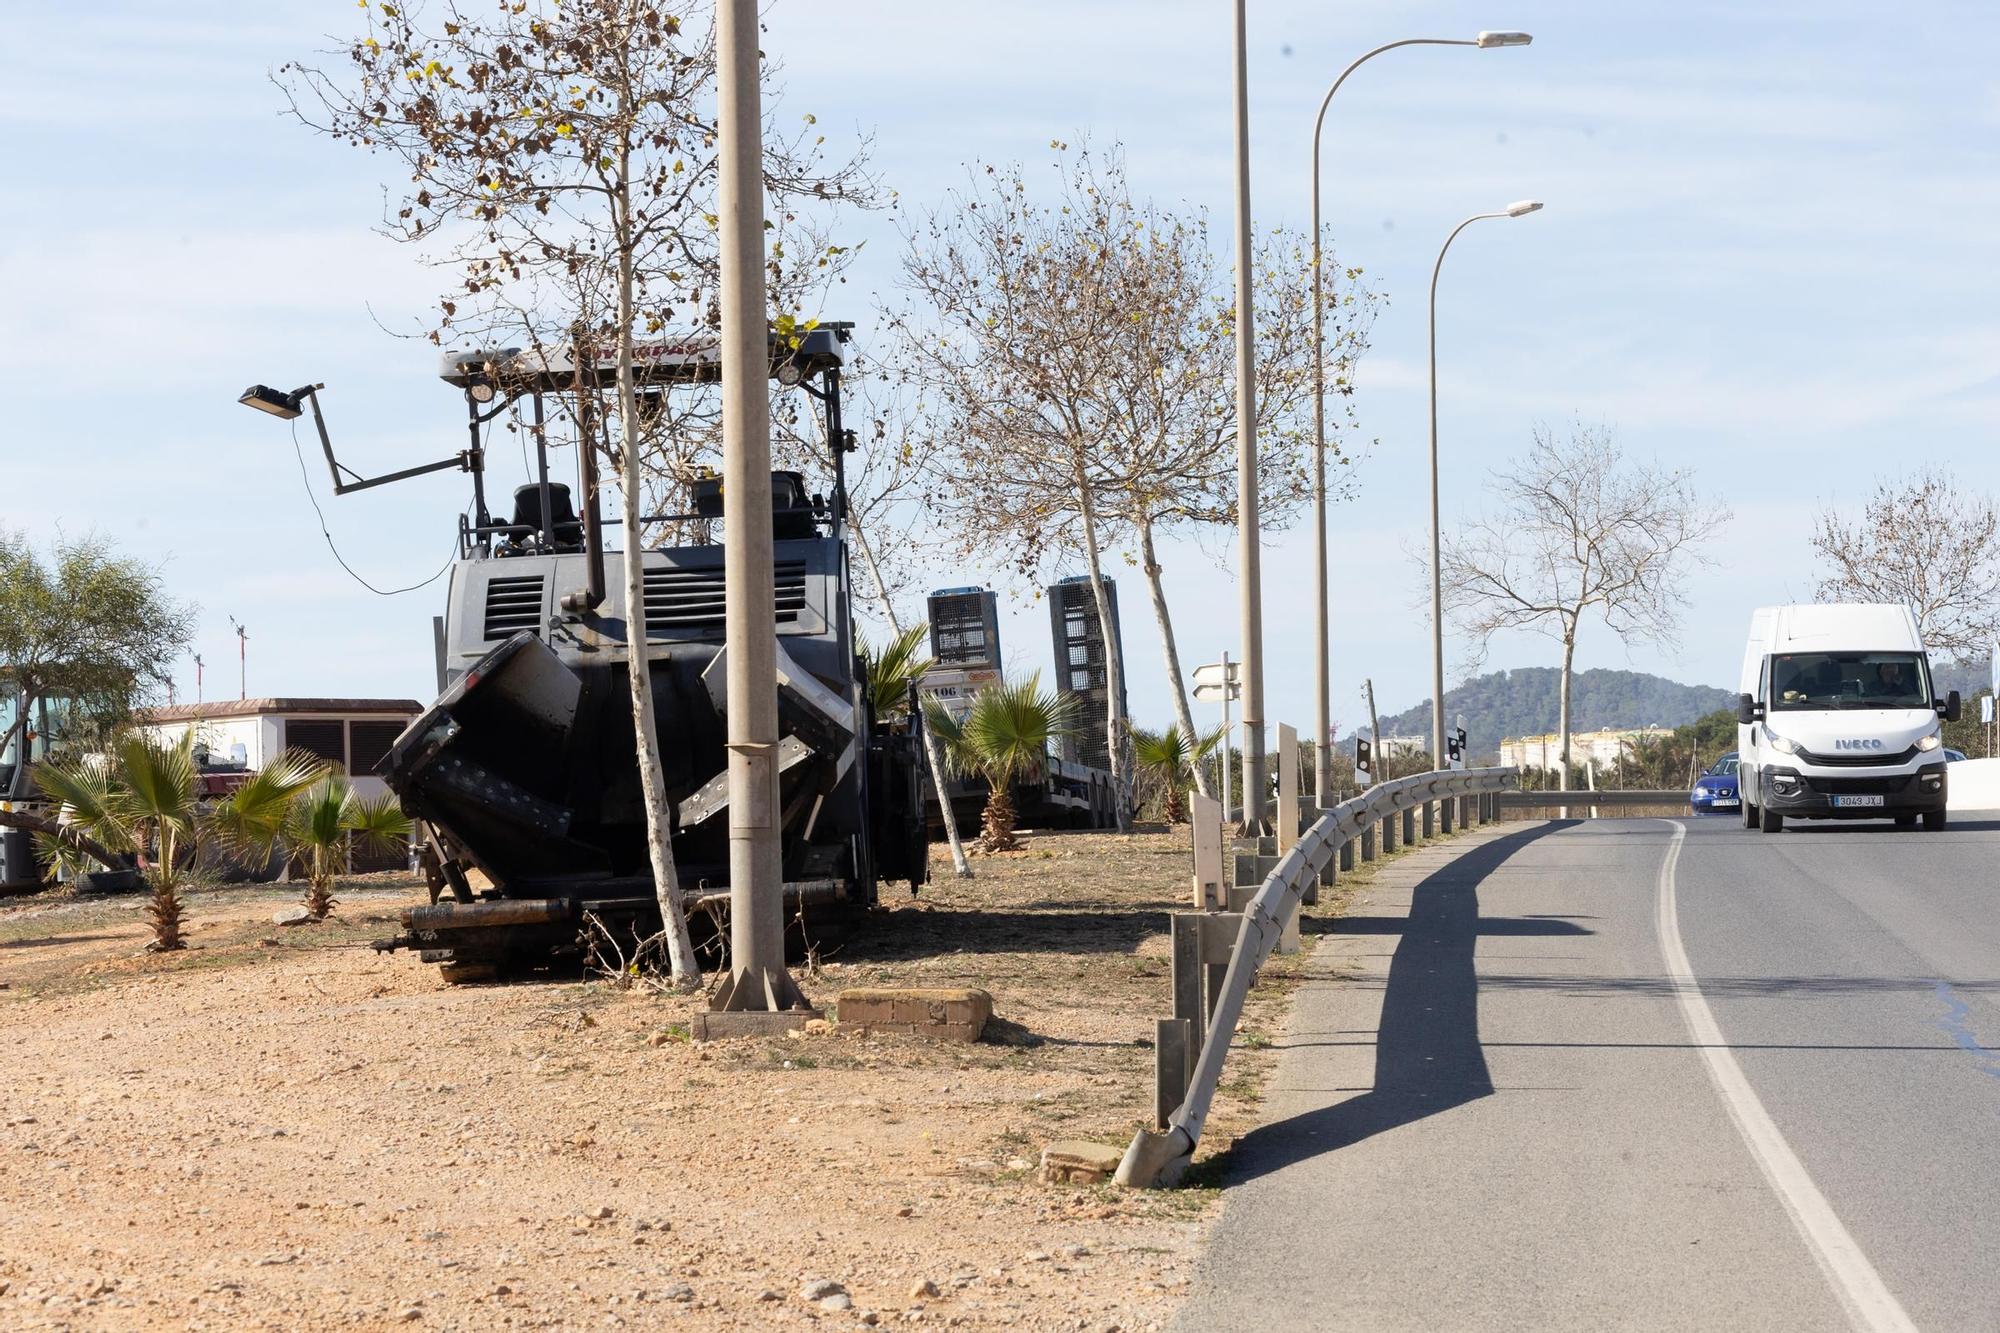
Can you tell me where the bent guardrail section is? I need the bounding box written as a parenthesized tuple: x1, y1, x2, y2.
(1116, 765, 1520, 1188)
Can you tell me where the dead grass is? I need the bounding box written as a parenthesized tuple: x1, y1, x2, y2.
(0, 821, 1477, 1329)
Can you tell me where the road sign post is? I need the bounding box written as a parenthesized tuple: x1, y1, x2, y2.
(1193, 656, 1242, 823)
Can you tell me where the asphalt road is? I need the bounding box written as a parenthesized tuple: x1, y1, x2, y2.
(1175, 814, 2000, 1332)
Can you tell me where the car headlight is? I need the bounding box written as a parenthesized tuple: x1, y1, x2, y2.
(1916, 733, 1942, 752)
(1765, 728, 1800, 756)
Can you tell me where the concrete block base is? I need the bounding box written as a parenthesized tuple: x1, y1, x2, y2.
(690, 1009, 822, 1041)
(835, 986, 993, 1042)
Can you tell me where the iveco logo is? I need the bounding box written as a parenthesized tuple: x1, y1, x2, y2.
(1834, 738, 1886, 750)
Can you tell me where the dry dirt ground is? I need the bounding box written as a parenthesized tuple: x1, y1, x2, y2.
(0, 824, 1452, 1332)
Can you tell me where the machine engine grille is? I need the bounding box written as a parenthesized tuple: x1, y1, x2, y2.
(643, 561, 807, 629)
(482, 575, 547, 640)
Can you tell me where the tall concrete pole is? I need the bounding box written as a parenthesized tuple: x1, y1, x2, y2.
(1230, 0, 1266, 831)
(1307, 36, 1494, 808)
(713, 0, 804, 1013)
(1427, 200, 1542, 767)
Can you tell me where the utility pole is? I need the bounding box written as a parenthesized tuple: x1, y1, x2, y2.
(711, 0, 805, 1015)
(1230, 0, 1267, 830)
(228, 618, 247, 700)
(1364, 677, 1381, 782)
(194, 653, 204, 705)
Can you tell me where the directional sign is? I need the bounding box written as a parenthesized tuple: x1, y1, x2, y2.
(1983, 694, 1994, 726)
(1193, 681, 1239, 703)
(1192, 662, 1240, 689)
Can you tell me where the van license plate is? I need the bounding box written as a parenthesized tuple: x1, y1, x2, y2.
(1832, 794, 1885, 808)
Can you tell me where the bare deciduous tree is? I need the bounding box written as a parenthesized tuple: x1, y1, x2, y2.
(894, 144, 1374, 819)
(1098, 221, 1379, 799)
(285, 0, 874, 987)
(893, 145, 1149, 826)
(1439, 423, 1729, 789)
(1810, 468, 2000, 660)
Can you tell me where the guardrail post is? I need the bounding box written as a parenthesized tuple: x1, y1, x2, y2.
(1382, 808, 1400, 854)
(1359, 820, 1376, 862)
(1441, 794, 1455, 834)
(1154, 1017, 1191, 1129)
(1190, 793, 1226, 910)
(1402, 805, 1418, 846)
(1275, 726, 1302, 952)
(1420, 799, 1434, 840)
(1340, 837, 1356, 870)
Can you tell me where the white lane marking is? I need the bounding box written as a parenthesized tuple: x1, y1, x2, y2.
(1655, 819, 1918, 1333)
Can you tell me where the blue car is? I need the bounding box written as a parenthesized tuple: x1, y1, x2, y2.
(1691, 752, 1741, 814)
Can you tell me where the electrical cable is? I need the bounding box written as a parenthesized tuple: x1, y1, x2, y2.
(289, 418, 460, 597)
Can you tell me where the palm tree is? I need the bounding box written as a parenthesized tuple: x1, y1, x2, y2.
(273, 776, 414, 919)
(36, 737, 323, 950)
(1133, 724, 1223, 824)
(860, 624, 932, 718)
(924, 673, 1078, 852)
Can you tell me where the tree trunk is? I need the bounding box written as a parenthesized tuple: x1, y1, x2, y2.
(1365, 677, 1382, 788)
(1558, 628, 1577, 794)
(981, 780, 1018, 852)
(1137, 516, 1210, 799)
(851, 522, 971, 879)
(613, 169, 700, 991)
(1074, 473, 1132, 832)
(0, 808, 122, 873)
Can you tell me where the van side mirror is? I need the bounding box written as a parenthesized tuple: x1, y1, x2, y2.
(1942, 690, 1962, 723)
(1736, 692, 1765, 725)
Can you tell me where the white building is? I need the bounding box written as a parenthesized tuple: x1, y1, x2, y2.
(1499, 727, 1673, 771)
(135, 698, 423, 802)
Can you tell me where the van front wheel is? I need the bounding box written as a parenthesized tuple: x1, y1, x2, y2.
(1759, 806, 1784, 833)
(1741, 798, 1758, 829)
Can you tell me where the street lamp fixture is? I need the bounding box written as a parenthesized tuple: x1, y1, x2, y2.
(1426, 200, 1546, 765)
(237, 384, 309, 420)
(235, 379, 475, 497)
(1304, 28, 1534, 806)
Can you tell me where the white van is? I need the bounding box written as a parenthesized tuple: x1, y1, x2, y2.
(1736, 604, 1961, 832)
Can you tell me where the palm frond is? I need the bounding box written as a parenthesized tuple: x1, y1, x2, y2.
(960, 672, 1078, 789)
(33, 754, 134, 853)
(345, 790, 413, 854)
(287, 777, 357, 853)
(110, 733, 197, 841)
(861, 625, 934, 717)
(210, 748, 328, 861)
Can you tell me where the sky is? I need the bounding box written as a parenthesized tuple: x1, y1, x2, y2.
(3, 1, 1997, 745)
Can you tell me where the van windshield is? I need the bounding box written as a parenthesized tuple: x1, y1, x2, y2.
(1769, 652, 1931, 711)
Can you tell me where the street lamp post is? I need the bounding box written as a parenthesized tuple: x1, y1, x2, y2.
(1426, 199, 1543, 765)
(1229, 0, 1268, 830)
(1308, 31, 1529, 809)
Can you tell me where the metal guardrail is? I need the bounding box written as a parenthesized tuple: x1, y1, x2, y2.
(1117, 764, 1520, 1189)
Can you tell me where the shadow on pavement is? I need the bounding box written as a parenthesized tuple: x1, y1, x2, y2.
(1219, 820, 1579, 1184)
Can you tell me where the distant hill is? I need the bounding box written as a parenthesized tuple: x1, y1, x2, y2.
(1363, 667, 1735, 758)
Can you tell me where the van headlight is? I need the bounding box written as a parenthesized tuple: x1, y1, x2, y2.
(1765, 728, 1801, 756)
(1916, 733, 1942, 752)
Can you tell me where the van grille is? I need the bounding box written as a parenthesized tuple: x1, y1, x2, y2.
(643, 561, 807, 630)
(1799, 746, 1919, 767)
(1803, 774, 1914, 795)
(482, 575, 547, 640)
